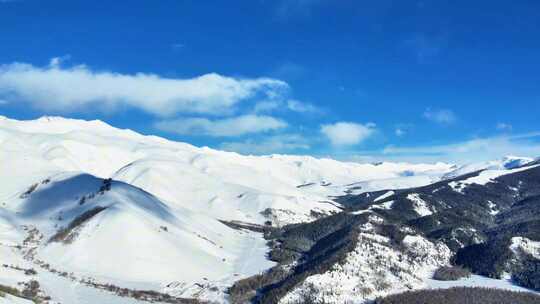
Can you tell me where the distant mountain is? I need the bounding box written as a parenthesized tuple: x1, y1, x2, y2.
(442, 155, 534, 180)
(232, 162, 540, 303)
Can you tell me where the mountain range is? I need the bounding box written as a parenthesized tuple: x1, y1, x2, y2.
(0, 116, 539, 304)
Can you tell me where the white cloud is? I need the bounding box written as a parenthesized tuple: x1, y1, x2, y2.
(382, 132, 540, 163)
(221, 134, 309, 155)
(286, 99, 320, 113)
(154, 114, 287, 137)
(423, 108, 457, 124)
(0, 59, 288, 116)
(253, 99, 320, 114)
(395, 128, 406, 137)
(48, 55, 71, 67)
(395, 123, 413, 137)
(497, 122, 513, 131)
(253, 100, 281, 113)
(321, 122, 376, 146)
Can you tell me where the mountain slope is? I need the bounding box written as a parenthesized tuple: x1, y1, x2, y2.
(0, 116, 459, 303)
(441, 155, 534, 180)
(0, 115, 455, 227)
(0, 172, 274, 303)
(232, 162, 540, 303)
(2, 115, 538, 303)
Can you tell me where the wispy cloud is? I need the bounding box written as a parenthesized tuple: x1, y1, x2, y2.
(221, 133, 309, 155)
(380, 132, 540, 163)
(395, 128, 406, 137)
(253, 100, 281, 113)
(496, 122, 513, 132)
(394, 123, 413, 137)
(0, 58, 288, 116)
(253, 99, 321, 114)
(154, 114, 287, 137)
(423, 108, 457, 124)
(321, 122, 376, 146)
(286, 99, 321, 114)
(48, 55, 71, 67)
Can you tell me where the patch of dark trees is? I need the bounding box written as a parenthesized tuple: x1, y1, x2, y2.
(33, 259, 206, 304)
(49, 206, 107, 243)
(345, 164, 540, 291)
(2, 264, 37, 276)
(0, 281, 51, 303)
(374, 287, 540, 304)
(19, 183, 39, 199)
(227, 212, 418, 304)
(511, 251, 540, 291)
(78, 178, 113, 205)
(432, 266, 471, 281)
(219, 220, 277, 235)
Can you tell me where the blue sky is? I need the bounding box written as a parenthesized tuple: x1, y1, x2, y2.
(1, 0, 540, 163)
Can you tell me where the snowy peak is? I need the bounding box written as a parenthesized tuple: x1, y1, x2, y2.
(442, 155, 534, 180)
(1, 115, 113, 134)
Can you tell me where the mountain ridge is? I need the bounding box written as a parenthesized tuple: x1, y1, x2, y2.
(1, 115, 539, 303)
(233, 161, 540, 303)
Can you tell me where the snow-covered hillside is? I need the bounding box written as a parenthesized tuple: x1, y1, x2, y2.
(442, 155, 534, 180)
(1, 115, 536, 303)
(0, 115, 460, 303)
(232, 159, 540, 304)
(0, 115, 455, 226)
(0, 172, 274, 302)
(280, 219, 452, 304)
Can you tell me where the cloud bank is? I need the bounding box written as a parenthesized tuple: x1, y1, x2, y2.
(381, 132, 540, 163)
(0, 60, 287, 116)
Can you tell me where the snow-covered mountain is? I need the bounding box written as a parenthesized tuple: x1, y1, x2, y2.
(241, 162, 540, 303)
(1, 115, 538, 304)
(0, 116, 456, 303)
(0, 115, 455, 227)
(442, 155, 534, 180)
